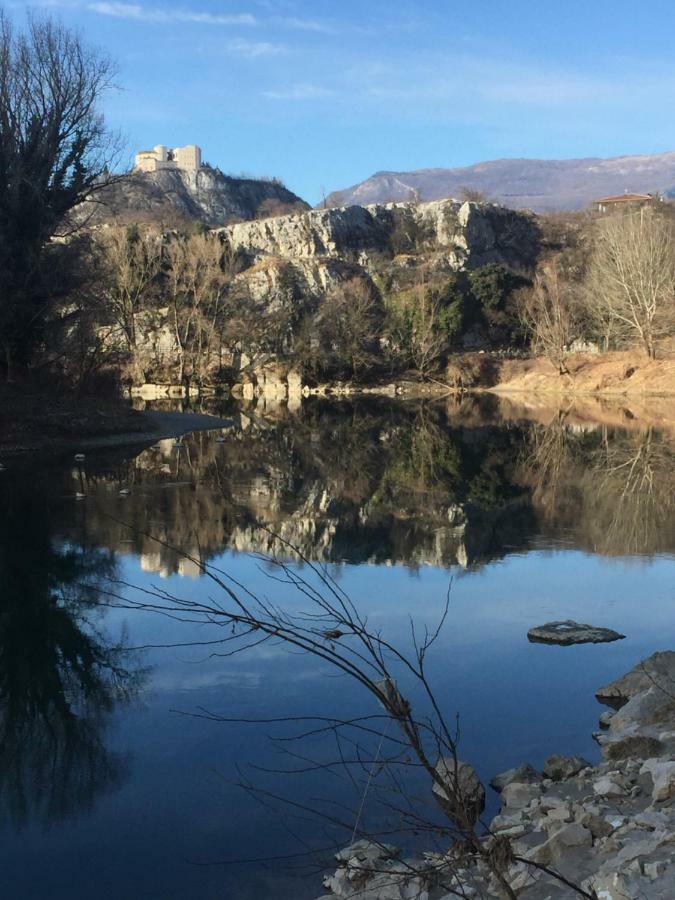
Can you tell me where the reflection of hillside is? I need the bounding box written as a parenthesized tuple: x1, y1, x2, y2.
(73, 400, 535, 572)
(66, 399, 675, 570)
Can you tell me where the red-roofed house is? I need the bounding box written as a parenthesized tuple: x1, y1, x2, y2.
(595, 192, 655, 213)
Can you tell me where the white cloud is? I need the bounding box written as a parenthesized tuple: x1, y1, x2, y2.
(86, 2, 257, 26)
(262, 82, 335, 100)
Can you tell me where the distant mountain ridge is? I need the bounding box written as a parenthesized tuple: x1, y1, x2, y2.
(323, 152, 675, 213)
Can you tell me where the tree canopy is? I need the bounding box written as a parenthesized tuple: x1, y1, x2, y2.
(0, 11, 116, 377)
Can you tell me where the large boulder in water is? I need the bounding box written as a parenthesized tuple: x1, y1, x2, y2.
(543, 754, 592, 781)
(527, 620, 625, 646)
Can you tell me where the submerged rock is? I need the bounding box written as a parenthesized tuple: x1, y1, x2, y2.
(334, 840, 400, 864)
(527, 619, 625, 645)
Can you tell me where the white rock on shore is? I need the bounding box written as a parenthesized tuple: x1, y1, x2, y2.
(318, 650, 675, 899)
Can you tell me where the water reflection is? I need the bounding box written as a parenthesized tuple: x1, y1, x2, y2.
(523, 416, 675, 556)
(3, 403, 675, 816)
(3, 397, 675, 898)
(65, 396, 675, 573)
(0, 478, 144, 828)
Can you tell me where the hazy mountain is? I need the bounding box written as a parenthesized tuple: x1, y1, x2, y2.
(323, 152, 675, 213)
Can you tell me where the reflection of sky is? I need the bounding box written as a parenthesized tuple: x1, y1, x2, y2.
(5, 544, 675, 899)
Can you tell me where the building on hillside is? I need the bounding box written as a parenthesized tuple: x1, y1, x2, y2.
(594, 192, 655, 214)
(134, 144, 202, 173)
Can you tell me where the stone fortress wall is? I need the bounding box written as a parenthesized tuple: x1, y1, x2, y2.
(134, 144, 202, 173)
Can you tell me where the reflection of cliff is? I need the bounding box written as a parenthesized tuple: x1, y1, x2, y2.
(0, 479, 143, 827)
(65, 399, 675, 571)
(73, 399, 535, 572)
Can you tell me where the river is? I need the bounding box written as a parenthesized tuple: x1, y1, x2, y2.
(1, 394, 674, 899)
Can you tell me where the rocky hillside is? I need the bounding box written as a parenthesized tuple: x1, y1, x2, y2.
(111, 198, 539, 390)
(223, 199, 533, 262)
(80, 166, 309, 227)
(218, 198, 539, 294)
(324, 151, 675, 212)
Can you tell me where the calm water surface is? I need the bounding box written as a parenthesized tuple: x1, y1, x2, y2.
(1, 396, 674, 899)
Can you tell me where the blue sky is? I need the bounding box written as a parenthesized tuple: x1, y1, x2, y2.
(9, 0, 675, 202)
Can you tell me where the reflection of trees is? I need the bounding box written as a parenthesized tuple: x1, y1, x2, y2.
(69, 401, 675, 569)
(0, 480, 143, 827)
(587, 428, 675, 556)
(521, 411, 583, 525)
(522, 419, 675, 557)
(79, 399, 534, 570)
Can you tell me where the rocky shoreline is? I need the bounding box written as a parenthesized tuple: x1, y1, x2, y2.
(318, 652, 675, 899)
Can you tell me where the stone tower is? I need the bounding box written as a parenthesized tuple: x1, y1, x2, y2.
(134, 144, 202, 173)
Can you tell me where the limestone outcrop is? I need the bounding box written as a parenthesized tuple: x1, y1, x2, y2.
(99, 197, 538, 389)
(219, 199, 539, 271)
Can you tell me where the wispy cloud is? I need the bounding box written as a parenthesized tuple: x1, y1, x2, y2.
(296, 52, 649, 114)
(86, 2, 257, 26)
(262, 82, 335, 101)
(277, 16, 336, 34)
(256, 51, 675, 131)
(227, 37, 285, 59)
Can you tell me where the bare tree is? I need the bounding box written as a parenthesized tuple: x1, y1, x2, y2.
(296, 277, 381, 381)
(387, 277, 463, 378)
(584, 208, 675, 359)
(165, 232, 229, 390)
(410, 283, 451, 376)
(96, 225, 162, 381)
(0, 11, 118, 378)
(458, 187, 489, 204)
(519, 261, 575, 375)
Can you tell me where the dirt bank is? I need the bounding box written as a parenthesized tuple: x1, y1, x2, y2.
(493, 350, 675, 398)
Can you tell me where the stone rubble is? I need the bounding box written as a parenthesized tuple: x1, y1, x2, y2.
(318, 651, 675, 899)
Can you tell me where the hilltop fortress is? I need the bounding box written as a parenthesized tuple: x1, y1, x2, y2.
(134, 143, 202, 173)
